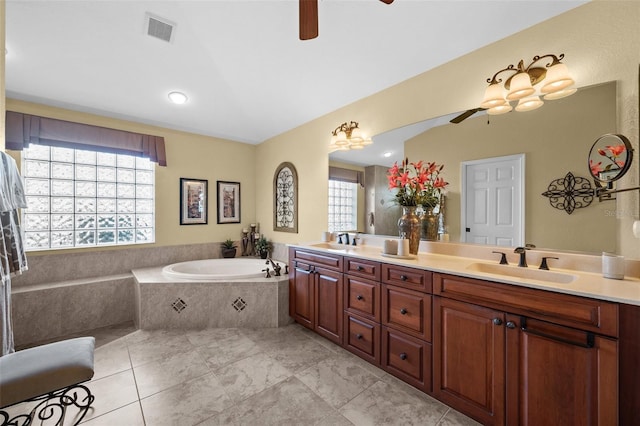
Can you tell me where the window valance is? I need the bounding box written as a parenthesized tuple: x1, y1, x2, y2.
(328, 166, 364, 187)
(5, 111, 167, 166)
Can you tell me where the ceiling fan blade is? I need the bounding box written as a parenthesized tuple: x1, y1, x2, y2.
(379, 0, 395, 4)
(449, 108, 486, 124)
(299, 0, 318, 40)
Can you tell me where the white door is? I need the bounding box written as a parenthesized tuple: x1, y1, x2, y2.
(461, 154, 524, 247)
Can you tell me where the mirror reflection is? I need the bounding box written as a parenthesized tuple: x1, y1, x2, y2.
(588, 134, 633, 183)
(329, 82, 618, 254)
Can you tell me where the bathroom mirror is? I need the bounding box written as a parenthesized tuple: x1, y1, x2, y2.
(588, 134, 633, 184)
(330, 81, 619, 254)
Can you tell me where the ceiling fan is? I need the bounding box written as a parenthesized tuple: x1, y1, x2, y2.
(449, 107, 487, 124)
(299, 0, 394, 40)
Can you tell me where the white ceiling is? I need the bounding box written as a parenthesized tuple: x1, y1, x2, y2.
(5, 0, 585, 148)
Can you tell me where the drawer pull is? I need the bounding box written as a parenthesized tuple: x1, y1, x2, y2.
(520, 317, 595, 348)
(400, 275, 408, 281)
(506, 321, 517, 329)
(493, 318, 503, 326)
(356, 295, 364, 301)
(399, 353, 407, 361)
(356, 333, 363, 340)
(356, 265, 364, 271)
(400, 308, 408, 315)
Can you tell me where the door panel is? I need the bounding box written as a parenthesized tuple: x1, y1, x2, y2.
(315, 267, 343, 344)
(433, 297, 505, 426)
(292, 265, 314, 329)
(505, 315, 618, 426)
(462, 154, 524, 247)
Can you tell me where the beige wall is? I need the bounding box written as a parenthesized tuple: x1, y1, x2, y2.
(257, 2, 640, 258)
(6, 99, 257, 255)
(405, 82, 616, 253)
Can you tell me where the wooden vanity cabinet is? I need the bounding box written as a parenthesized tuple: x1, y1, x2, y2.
(289, 248, 343, 344)
(433, 273, 618, 426)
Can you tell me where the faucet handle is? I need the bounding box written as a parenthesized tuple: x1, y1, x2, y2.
(492, 251, 508, 265)
(539, 256, 559, 270)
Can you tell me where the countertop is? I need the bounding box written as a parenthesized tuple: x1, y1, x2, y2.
(289, 242, 640, 306)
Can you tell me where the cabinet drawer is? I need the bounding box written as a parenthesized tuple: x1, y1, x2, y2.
(344, 276, 381, 321)
(291, 248, 343, 272)
(382, 264, 432, 293)
(345, 257, 381, 281)
(433, 273, 618, 337)
(382, 326, 431, 393)
(344, 312, 380, 366)
(382, 284, 432, 341)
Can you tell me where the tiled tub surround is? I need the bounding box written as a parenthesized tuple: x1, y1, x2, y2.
(11, 242, 289, 347)
(133, 266, 291, 329)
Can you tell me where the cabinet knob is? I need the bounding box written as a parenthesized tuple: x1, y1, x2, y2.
(493, 318, 503, 326)
(506, 321, 517, 329)
(356, 265, 364, 271)
(356, 333, 363, 340)
(400, 308, 408, 315)
(399, 353, 407, 361)
(400, 275, 408, 281)
(356, 295, 364, 301)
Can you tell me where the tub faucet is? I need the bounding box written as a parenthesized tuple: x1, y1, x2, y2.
(266, 258, 282, 276)
(262, 268, 271, 278)
(338, 233, 350, 245)
(514, 247, 529, 267)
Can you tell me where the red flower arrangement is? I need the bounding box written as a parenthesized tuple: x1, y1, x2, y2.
(591, 143, 627, 175)
(387, 158, 448, 207)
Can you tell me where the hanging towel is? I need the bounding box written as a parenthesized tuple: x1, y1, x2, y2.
(0, 151, 28, 356)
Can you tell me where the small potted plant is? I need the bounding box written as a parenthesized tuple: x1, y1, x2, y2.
(255, 236, 271, 259)
(221, 239, 237, 258)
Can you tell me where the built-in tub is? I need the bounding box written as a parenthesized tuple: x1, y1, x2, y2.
(162, 258, 271, 280)
(133, 258, 291, 329)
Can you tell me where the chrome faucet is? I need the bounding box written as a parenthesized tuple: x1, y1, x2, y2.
(514, 247, 529, 267)
(338, 233, 350, 245)
(265, 258, 282, 276)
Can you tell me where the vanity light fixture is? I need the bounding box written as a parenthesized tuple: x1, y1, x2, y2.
(480, 53, 575, 115)
(328, 121, 372, 152)
(168, 91, 188, 105)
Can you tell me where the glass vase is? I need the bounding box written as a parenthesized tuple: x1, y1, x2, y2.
(421, 207, 438, 241)
(398, 206, 420, 255)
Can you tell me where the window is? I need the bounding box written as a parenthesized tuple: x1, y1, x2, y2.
(328, 180, 357, 233)
(21, 144, 155, 251)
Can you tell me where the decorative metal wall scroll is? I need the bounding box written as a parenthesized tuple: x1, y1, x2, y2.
(541, 172, 594, 214)
(274, 162, 298, 233)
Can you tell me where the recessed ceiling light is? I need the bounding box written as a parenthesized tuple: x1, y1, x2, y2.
(168, 91, 188, 104)
(383, 151, 393, 158)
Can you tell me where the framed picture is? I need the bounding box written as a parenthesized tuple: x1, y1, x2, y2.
(273, 162, 298, 233)
(180, 178, 208, 225)
(217, 181, 241, 224)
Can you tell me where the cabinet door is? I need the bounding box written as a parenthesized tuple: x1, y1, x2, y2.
(291, 262, 315, 330)
(433, 297, 505, 426)
(315, 266, 343, 344)
(505, 315, 618, 426)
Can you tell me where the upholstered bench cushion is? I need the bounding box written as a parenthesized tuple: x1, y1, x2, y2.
(0, 337, 95, 408)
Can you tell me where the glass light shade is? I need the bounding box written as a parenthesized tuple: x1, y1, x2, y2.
(487, 102, 513, 115)
(349, 127, 364, 142)
(543, 87, 577, 100)
(480, 83, 505, 108)
(334, 131, 349, 146)
(540, 63, 574, 94)
(506, 72, 535, 101)
(168, 91, 188, 104)
(349, 142, 365, 150)
(515, 95, 543, 112)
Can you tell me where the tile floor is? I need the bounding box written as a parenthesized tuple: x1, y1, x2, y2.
(8, 322, 480, 426)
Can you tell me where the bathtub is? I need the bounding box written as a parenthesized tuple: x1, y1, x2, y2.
(162, 258, 272, 280)
(133, 258, 291, 329)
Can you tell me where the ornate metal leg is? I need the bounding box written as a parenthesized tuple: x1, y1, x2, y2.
(1, 383, 95, 426)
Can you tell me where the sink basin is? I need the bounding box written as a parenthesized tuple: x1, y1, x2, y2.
(309, 242, 357, 253)
(466, 262, 577, 284)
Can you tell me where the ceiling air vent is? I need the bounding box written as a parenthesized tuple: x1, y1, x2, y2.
(145, 13, 176, 43)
